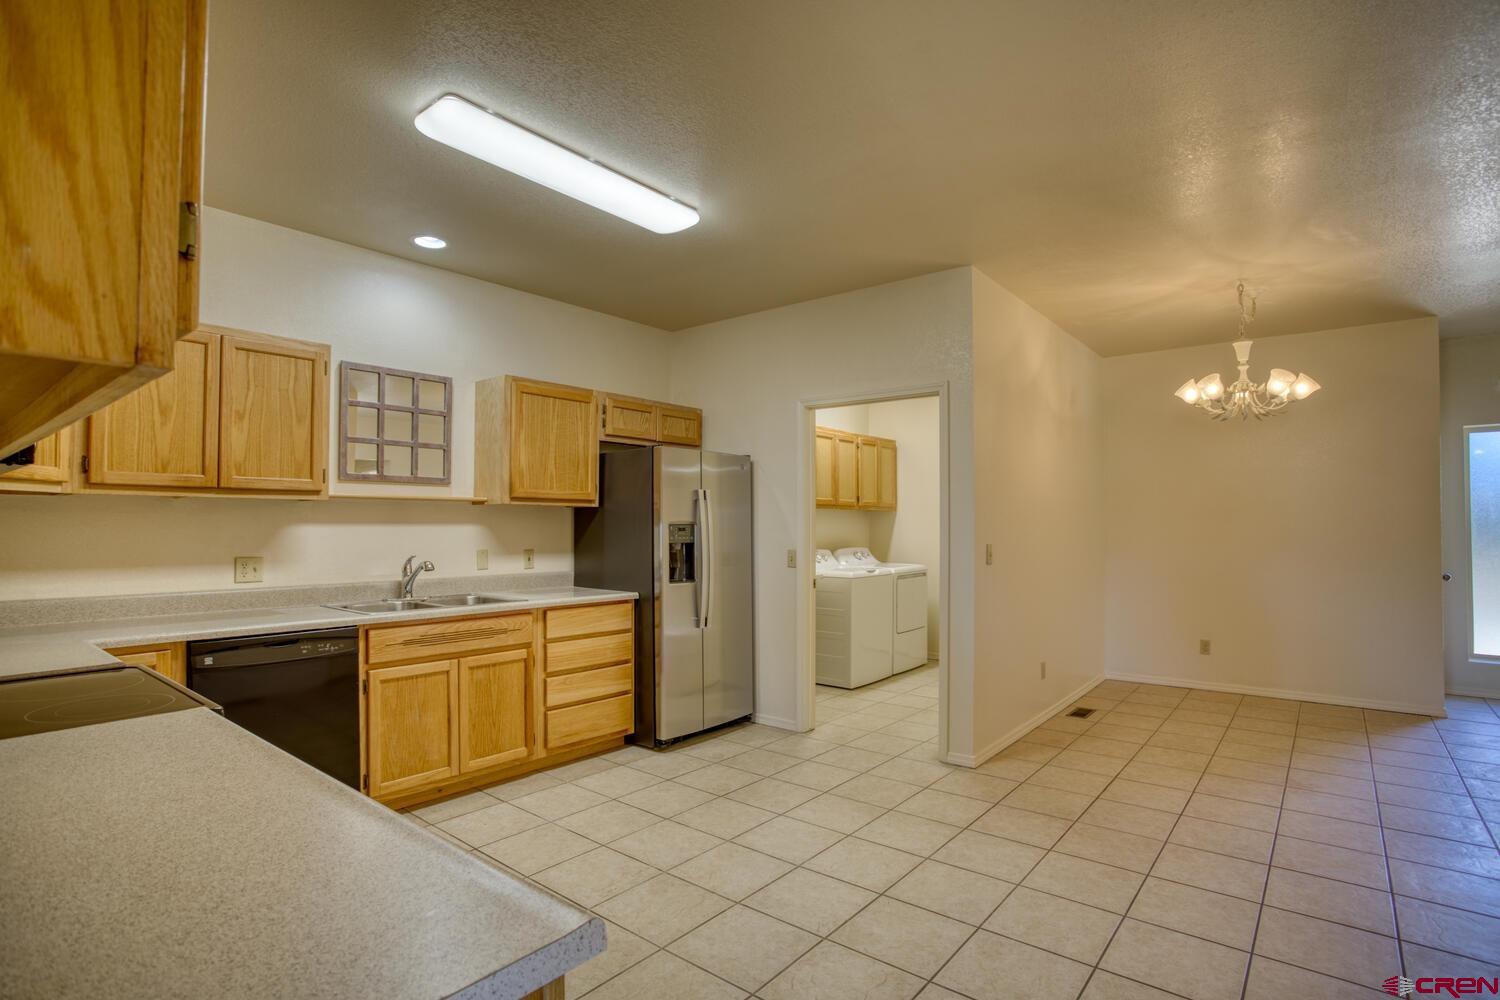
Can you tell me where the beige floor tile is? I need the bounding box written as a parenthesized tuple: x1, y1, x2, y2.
(566, 920, 656, 997)
(1389, 858, 1500, 918)
(667, 905, 818, 991)
(762, 734, 842, 760)
(1081, 970, 1186, 1000)
(915, 984, 970, 1000)
(547, 757, 618, 781)
(831, 896, 972, 977)
(1022, 852, 1145, 914)
(1182, 792, 1279, 832)
(886, 858, 1014, 925)
(1394, 894, 1500, 964)
(1080, 799, 1180, 840)
(976, 755, 1045, 781)
(1052, 747, 1132, 775)
(1384, 828, 1500, 878)
(1403, 940, 1500, 980)
(723, 748, 802, 776)
(929, 771, 1019, 802)
(411, 789, 496, 824)
(1271, 836, 1388, 890)
(725, 776, 820, 813)
(1126, 877, 1261, 950)
(895, 787, 992, 826)
(1274, 809, 1383, 854)
(618, 780, 717, 818)
(936, 930, 1093, 1000)
(932, 829, 1047, 882)
(556, 800, 660, 843)
(1280, 787, 1380, 824)
(676, 762, 762, 795)
(1118, 760, 1202, 792)
(1194, 774, 1283, 807)
(1134, 746, 1211, 772)
(625, 752, 711, 780)
(1243, 956, 1388, 1000)
(985, 885, 1121, 963)
(760, 940, 923, 1000)
(805, 837, 923, 892)
(594, 873, 734, 946)
(1262, 867, 1395, 935)
(608, 819, 722, 869)
(869, 756, 955, 786)
(584, 949, 745, 1000)
(478, 823, 595, 875)
(970, 802, 1074, 847)
(854, 810, 962, 856)
(682, 738, 757, 763)
(574, 764, 665, 798)
(1253, 906, 1399, 986)
(733, 814, 843, 863)
(1101, 778, 1191, 814)
(485, 770, 563, 801)
(1378, 803, 1493, 845)
(1055, 822, 1164, 874)
(670, 842, 791, 900)
(674, 797, 777, 839)
(787, 792, 889, 834)
(436, 801, 544, 847)
(834, 773, 924, 808)
(1029, 764, 1114, 797)
(534, 846, 659, 907)
(1167, 815, 1273, 863)
(1100, 919, 1249, 1000)
(779, 760, 863, 791)
(1150, 843, 1267, 902)
(1205, 756, 1287, 785)
(817, 745, 895, 771)
(1002, 782, 1095, 820)
(744, 868, 878, 935)
(1287, 769, 1375, 801)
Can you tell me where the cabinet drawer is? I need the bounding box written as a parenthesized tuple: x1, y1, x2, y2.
(545, 602, 632, 640)
(546, 663, 633, 709)
(546, 693, 633, 749)
(546, 631, 633, 674)
(366, 613, 534, 666)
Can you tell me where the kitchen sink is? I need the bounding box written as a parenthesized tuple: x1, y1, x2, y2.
(325, 598, 441, 615)
(422, 594, 526, 607)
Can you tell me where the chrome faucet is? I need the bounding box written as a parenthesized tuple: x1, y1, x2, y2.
(400, 555, 435, 598)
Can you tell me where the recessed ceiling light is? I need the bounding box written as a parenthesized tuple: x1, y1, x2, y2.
(414, 94, 699, 235)
(412, 235, 447, 249)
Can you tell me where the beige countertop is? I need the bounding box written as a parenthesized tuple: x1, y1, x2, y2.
(0, 707, 605, 999)
(0, 586, 636, 681)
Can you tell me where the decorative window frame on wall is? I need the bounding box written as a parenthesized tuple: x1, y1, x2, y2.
(339, 362, 452, 485)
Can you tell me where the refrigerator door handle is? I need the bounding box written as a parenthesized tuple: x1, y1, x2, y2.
(700, 486, 713, 630)
(692, 487, 706, 629)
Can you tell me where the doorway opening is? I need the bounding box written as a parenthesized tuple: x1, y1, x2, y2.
(796, 386, 949, 763)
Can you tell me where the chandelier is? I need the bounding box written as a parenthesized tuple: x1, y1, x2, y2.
(1174, 282, 1321, 420)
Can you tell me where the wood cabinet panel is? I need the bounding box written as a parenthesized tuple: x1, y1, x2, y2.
(832, 432, 859, 508)
(856, 436, 879, 509)
(87, 331, 219, 488)
(545, 602, 633, 641)
(814, 428, 837, 507)
(459, 649, 530, 772)
(217, 331, 328, 492)
(104, 642, 186, 685)
(601, 395, 658, 441)
(0, 0, 206, 457)
(875, 438, 898, 510)
(366, 660, 459, 798)
(546, 693, 633, 750)
(508, 378, 597, 503)
(0, 428, 73, 493)
(366, 613, 534, 666)
(657, 405, 702, 447)
(545, 663, 633, 709)
(545, 632, 633, 674)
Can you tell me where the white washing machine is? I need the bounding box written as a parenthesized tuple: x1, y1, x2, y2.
(834, 547, 929, 672)
(814, 549, 895, 688)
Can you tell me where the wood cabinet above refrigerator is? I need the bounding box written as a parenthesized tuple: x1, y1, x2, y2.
(0, 0, 207, 457)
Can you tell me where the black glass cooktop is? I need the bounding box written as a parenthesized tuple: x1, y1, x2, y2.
(0, 667, 217, 740)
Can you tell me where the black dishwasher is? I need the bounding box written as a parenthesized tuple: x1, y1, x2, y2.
(187, 629, 359, 788)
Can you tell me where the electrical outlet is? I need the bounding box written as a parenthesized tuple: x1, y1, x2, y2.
(786, 549, 797, 568)
(233, 556, 263, 584)
(523, 548, 535, 570)
(1199, 639, 1212, 655)
(985, 543, 993, 566)
(1040, 661, 1047, 679)
(476, 548, 489, 571)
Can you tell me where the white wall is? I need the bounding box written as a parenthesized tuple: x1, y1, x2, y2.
(1104, 318, 1444, 714)
(970, 270, 1106, 761)
(0, 209, 672, 599)
(1440, 333, 1500, 698)
(669, 269, 976, 747)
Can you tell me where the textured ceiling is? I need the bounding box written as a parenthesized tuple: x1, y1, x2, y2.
(204, 0, 1500, 354)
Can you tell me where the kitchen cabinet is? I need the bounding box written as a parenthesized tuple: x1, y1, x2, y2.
(79, 326, 329, 496)
(104, 642, 187, 686)
(814, 426, 861, 509)
(458, 649, 531, 772)
(0, 0, 207, 458)
(365, 659, 460, 799)
(542, 601, 635, 750)
(0, 429, 74, 495)
(599, 393, 703, 448)
(858, 435, 897, 511)
(658, 405, 703, 447)
(475, 376, 598, 505)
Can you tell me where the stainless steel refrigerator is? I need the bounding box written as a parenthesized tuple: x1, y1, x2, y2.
(574, 447, 754, 746)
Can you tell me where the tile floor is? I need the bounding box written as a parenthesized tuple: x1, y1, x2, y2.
(403, 667, 1500, 999)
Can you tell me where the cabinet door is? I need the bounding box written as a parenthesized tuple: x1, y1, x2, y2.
(658, 405, 702, 446)
(833, 433, 860, 508)
(601, 395, 658, 441)
(218, 332, 328, 491)
(814, 428, 838, 507)
(458, 649, 531, 773)
(87, 331, 220, 488)
(876, 438, 898, 510)
(105, 643, 186, 685)
(856, 436, 879, 509)
(507, 377, 598, 503)
(0, 428, 73, 491)
(366, 659, 459, 798)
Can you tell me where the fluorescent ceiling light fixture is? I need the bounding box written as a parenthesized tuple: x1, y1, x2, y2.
(414, 94, 699, 235)
(412, 235, 446, 249)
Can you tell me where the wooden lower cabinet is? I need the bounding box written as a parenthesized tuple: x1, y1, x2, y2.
(366, 659, 460, 799)
(458, 649, 530, 772)
(0, 428, 73, 494)
(104, 642, 187, 685)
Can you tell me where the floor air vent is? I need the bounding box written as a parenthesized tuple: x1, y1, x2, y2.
(1066, 707, 1096, 719)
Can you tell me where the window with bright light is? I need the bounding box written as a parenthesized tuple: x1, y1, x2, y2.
(1470, 426, 1500, 658)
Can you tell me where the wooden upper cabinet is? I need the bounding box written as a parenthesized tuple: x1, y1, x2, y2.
(601, 395, 658, 442)
(0, 0, 207, 457)
(476, 376, 599, 505)
(856, 436, 879, 509)
(458, 649, 531, 773)
(87, 331, 220, 489)
(814, 428, 838, 507)
(857, 436, 897, 511)
(366, 659, 459, 799)
(658, 405, 702, 447)
(833, 432, 859, 508)
(815, 427, 895, 511)
(217, 330, 329, 492)
(0, 428, 74, 494)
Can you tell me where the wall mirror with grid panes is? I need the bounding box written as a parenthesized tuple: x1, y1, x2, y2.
(339, 362, 452, 484)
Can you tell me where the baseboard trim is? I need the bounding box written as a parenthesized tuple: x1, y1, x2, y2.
(1446, 686, 1500, 701)
(944, 675, 1105, 768)
(752, 713, 800, 732)
(1106, 671, 1446, 718)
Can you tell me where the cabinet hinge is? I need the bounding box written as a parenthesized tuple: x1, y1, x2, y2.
(361, 773, 368, 792)
(80, 455, 89, 475)
(178, 202, 199, 261)
(361, 678, 368, 694)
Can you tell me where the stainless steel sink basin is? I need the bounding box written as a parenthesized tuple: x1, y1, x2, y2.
(423, 594, 526, 607)
(326, 598, 441, 615)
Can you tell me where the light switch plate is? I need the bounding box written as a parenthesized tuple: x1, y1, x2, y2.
(233, 556, 263, 584)
(1199, 639, 1212, 655)
(985, 543, 993, 565)
(476, 548, 489, 570)
(523, 548, 535, 570)
(786, 549, 797, 568)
